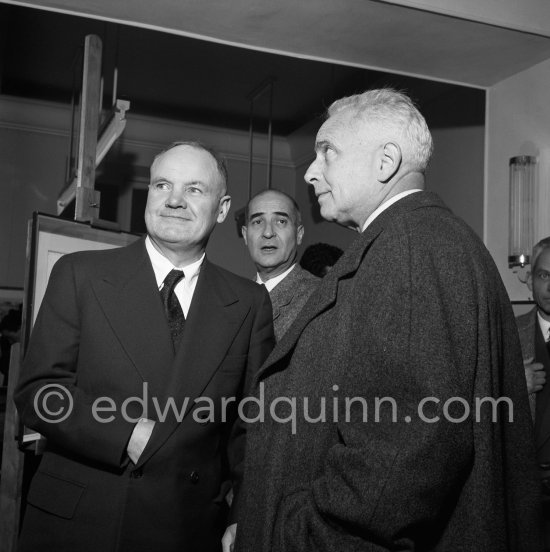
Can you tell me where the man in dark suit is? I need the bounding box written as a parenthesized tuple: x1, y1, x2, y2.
(15, 142, 274, 552)
(236, 89, 542, 551)
(242, 190, 319, 341)
(517, 236, 550, 549)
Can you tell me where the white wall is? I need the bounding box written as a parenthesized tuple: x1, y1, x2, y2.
(427, 125, 484, 237)
(485, 57, 550, 301)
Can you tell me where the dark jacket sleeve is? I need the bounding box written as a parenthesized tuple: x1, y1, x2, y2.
(14, 255, 135, 468)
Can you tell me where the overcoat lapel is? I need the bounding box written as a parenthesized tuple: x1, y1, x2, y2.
(255, 226, 382, 383)
(137, 260, 247, 466)
(91, 238, 175, 398)
(254, 191, 447, 383)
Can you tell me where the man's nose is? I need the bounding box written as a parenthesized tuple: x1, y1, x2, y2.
(263, 221, 275, 238)
(166, 188, 187, 208)
(304, 158, 320, 185)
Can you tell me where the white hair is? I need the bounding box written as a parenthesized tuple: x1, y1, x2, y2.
(328, 88, 434, 173)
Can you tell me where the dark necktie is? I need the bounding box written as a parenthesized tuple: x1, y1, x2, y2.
(160, 269, 185, 348)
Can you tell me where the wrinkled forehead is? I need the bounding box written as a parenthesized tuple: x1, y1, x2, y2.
(249, 192, 298, 220)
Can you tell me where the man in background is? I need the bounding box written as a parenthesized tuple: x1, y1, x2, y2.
(242, 189, 319, 341)
(236, 89, 542, 551)
(15, 142, 274, 552)
(517, 236, 550, 550)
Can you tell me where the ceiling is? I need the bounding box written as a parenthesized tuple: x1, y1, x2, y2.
(4, 0, 550, 87)
(0, 3, 489, 136)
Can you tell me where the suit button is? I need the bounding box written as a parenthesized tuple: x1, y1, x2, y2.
(131, 468, 143, 479)
(189, 471, 199, 484)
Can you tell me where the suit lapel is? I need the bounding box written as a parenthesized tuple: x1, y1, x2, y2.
(136, 260, 247, 465)
(517, 309, 538, 420)
(91, 239, 175, 398)
(171, 260, 244, 402)
(270, 265, 301, 321)
(517, 309, 537, 362)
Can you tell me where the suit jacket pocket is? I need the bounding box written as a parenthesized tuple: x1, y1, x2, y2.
(27, 470, 86, 519)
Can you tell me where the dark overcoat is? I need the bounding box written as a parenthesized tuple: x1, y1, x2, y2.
(237, 191, 542, 551)
(15, 237, 274, 552)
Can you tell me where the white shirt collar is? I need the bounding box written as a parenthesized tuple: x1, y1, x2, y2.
(537, 311, 550, 342)
(361, 189, 422, 233)
(145, 236, 204, 288)
(256, 263, 296, 292)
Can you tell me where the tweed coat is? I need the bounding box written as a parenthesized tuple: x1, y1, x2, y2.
(15, 238, 274, 552)
(516, 307, 550, 463)
(236, 191, 542, 551)
(269, 264, 319, 341)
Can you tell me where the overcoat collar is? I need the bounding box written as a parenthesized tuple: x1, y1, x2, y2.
(255, 191, 448, 382)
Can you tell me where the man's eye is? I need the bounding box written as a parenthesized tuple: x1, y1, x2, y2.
(277, 219, 288, 225)
(540, 272, 550, 280)
(251, 219, 262, 225)
(154, 182, 170, 190)
(188, 187, 203, 194)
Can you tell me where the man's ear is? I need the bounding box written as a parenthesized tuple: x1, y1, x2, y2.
(527, 270, 533, 292)
(296, 225, 304, 246)
(217, 195, 231, 223)
(242, 226, 248, 245)
(378, 142, 401, 183)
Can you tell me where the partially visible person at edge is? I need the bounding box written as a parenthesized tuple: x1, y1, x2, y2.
(517, 236, 550, 551)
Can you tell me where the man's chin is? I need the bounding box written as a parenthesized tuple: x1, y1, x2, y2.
(319, 205, 337, 223)
(151, 230, 191, 245)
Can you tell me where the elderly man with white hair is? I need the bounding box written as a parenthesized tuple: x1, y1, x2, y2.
(233, 88, 542, 552)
